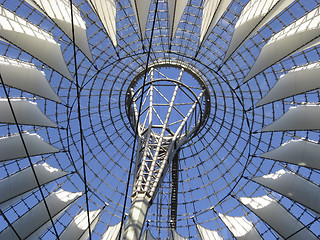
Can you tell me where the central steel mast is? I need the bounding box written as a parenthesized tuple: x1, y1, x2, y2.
(123, 66, 209, 240)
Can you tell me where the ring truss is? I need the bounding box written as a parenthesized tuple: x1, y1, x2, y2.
(0, 0, 320, 239)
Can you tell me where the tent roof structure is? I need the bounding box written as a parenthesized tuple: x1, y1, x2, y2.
(1, 0, 320, 239)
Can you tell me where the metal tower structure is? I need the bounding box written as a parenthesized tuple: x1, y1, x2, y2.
(124, 64, 210, 239)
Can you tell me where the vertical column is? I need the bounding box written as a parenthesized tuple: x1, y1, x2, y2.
(122, 194, 151, 240)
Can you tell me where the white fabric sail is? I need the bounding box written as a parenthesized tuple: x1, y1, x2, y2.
(224, 0, 295, 61)
(262, 104, 320, 132)
(141, 229, 156, 240)
(0, 162, 67, 210)
(257, 61, 320, 106)
(253, 169, 320, 214)
(168, 0, 188, 40)
(219, 214, 262, 240)
(244, 5, 320, 83)
(261, 139, 320, 170)
(101, 222, 123, 240)
(131, 0, 152, 40)
(200, 0, 233, 45)
(60, 209, 101, 240)
(171, 229, 188, 240)
(0, 189, 82, 240)
(196, 224, 223, 240)
(25, 0, 92, 61)
(0, 98, 57, 127)
(240, 195, 317, 239)
(0, 55, 61, 103)
(0, 132, 59, 162)
(0, 6, 73, 80)
(89, 0, 117, 47)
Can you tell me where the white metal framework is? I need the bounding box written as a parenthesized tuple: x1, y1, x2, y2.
(1, 0, 320, 239)
(124, 65, 209, 239)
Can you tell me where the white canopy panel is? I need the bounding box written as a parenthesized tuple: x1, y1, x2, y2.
(0, 6, 73, 80)
(257, 61, 320, 106)
(0, 98, 57, 127)
(171, 229, 188, 240)
(218, 214, 262, 240)
(141, 229, 155, 240)
(224, 0, 294, 62)
(0, 132, 59, 162)
(60, 209, 101, 240)
(240, 195, 317, 240)
(131, 0, 152, 40)
(262, 104, 320, 132)
(200, 0, 233, 45)
(253, 169, 320, 214)
(0, 162, 67, 210)
(101, 222, 123, 240)
(26, 207, 66, 240)
(244, 5, 320, 83)
(261, 139, 320, 170)
(168, 0, 188, 40)
(0, 189, 82, 240)
(0, 55, 62, 103)
(196, 224, 223, 240)
(90, 0, 117, 47)
(25, 0, 93, 61)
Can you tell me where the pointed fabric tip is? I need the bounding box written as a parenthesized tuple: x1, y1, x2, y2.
(130, 0, 152, 40)
(168, 0, 188, 40)
(199, 0, 233, 45)
(90, 0, 117, 48)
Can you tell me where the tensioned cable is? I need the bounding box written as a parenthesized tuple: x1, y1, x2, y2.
(0, 74, 60, 239)
(118, 1, 160, 239)
(69, 0, 92, 239)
